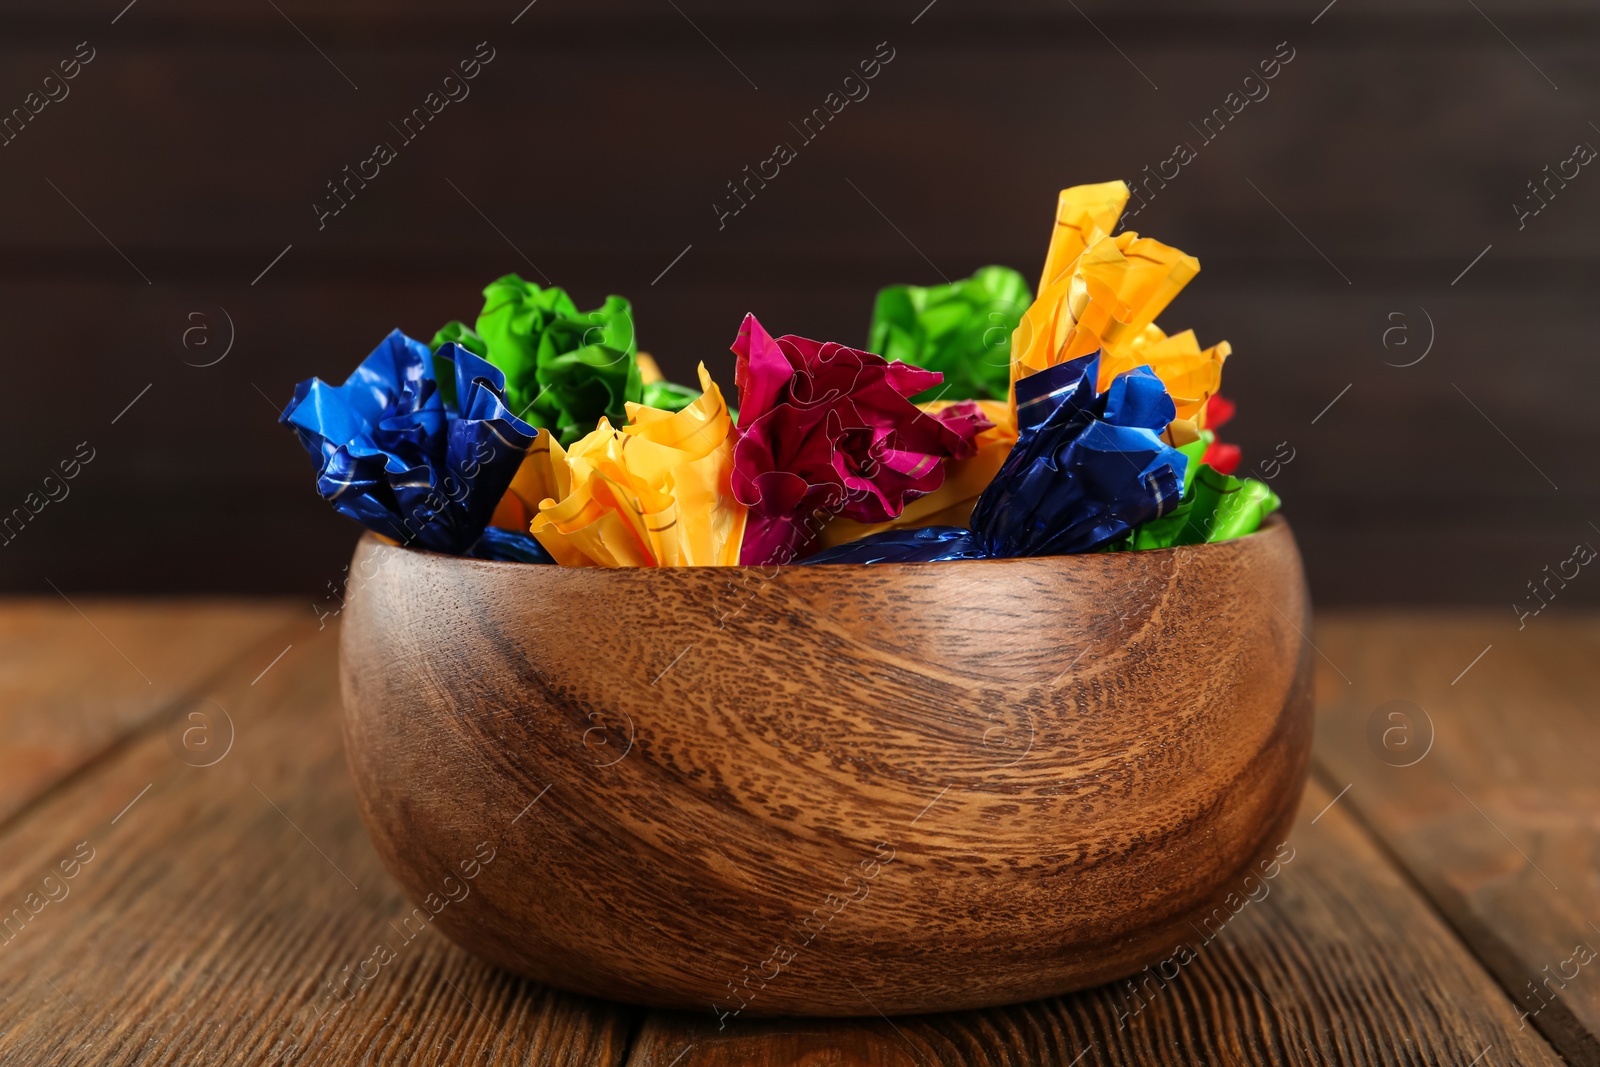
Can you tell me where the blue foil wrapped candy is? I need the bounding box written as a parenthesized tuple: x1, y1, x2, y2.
(799, 525, 985, 565)
(970, 351, 1187, 556)
(469, 526, 557, 564)
(805, 352, 1188, 564)
(281, 329, 538, 555)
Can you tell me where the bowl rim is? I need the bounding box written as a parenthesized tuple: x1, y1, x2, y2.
(357, 512, 1291, 572)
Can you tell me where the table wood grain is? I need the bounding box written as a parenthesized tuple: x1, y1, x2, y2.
(0, 603, 1592, 1066)
(0, 599, 299, 827)
(1312, 613, 1600, 1067)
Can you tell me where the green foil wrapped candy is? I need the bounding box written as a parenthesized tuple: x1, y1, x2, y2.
(474, 275, 642, 446)
(1116, 454, 1280, 550)
(868, 265, 1032, 403)
(431, 320, 488, 358)
(640, 379, 702, 412)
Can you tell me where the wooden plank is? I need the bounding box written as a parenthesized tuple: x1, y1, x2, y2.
(3, 1, 1597, 32)
(0, 616, 636, 1066)
(0, 598, 298, 826)
(0, 27, 1595, 260)
(2, 1, 1595, 29)
(1311, 611, 1600, 1066)
(0, 606, 1585, 1065)
(623, 777, 1567, 1066)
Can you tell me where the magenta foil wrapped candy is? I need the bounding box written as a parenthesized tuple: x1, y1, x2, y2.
(728, 313, 986, 566)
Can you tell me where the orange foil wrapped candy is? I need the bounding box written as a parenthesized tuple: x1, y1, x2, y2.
(1012, 182, 1201, 385)
(525, 364, 746, 567)
(490, 431, 559, 533)
(1036, 180, 1131, 292)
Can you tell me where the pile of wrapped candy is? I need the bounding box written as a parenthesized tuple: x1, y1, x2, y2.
(281, 181, 1280, 568)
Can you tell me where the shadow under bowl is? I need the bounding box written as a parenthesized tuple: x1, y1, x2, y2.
(339, 514, 1313, 1017)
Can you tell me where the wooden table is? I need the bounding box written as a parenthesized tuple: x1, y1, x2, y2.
(1, 601, 1595, 1066)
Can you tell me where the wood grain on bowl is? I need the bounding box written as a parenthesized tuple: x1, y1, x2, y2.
(338, 516, 1313, 1017)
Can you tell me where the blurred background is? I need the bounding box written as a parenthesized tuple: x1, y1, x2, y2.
(0, 0, 1594, 606)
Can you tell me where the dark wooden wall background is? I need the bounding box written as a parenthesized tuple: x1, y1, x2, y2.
(1, 0, 1595, 608)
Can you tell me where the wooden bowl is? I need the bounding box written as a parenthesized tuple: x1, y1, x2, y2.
(339, 515, 1313, 1017)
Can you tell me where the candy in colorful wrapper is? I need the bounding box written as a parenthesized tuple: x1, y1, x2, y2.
(868, 266, 1032, 403)
(636, 352, 701, 413)
(1203, 439, 1241, 475)
(1195, 472, 1277, 540)
(815, 399, 1014, 550)
(469, 525, 555, 564)
(811, 353, 1188, 564)
(280, 330, 537, 554)
(800, 525, 986, 565)
(1013, 230, 1200, 386)
(641, 380, 701, 412)
(1114, 460, 1279, 550)
(1097, 436, 1204, 551)
(1205, 394, 1235, 427)
(970, 350, 1188, 557)
(475, 275, 581, 412)
(487, 427, 559, 533)
(430, 320, 488, 359)
(729, 314, 985, 566)
(1100, 324, 1229, 427)
(1014, 182, 1246, 466)
(475, 274, 643, 445)
(1200, 394, 1241, 474)
(525, 364, 746, 567)
(637, 352, 667, 381)
(427, 321, 488, 410)
(808, 442, 1274, 565)
(1036, 181, 1133, 292)
(1012, 182, 1200, 387)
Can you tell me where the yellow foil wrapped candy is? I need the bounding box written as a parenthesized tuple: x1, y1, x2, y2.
(490, 430, 559, 533)
(525, 364, 746, 567)
(1037, 180, 1130, 292)
(636, 351, 666, 384)
(1012, 181, 1201, 386)
(817, 399, 1018, 549)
